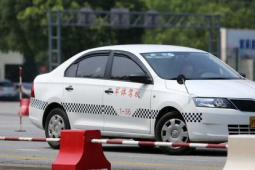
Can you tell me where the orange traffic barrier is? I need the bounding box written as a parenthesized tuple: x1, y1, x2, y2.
(20, 98, 30, 116)
(52, 130, 111, 170)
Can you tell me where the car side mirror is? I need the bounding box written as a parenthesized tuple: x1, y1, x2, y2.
(176, 74, 190, 94)
(177, 74, 186, 85)
(129, 74, 152, 84)
(238, 72, 246, 78)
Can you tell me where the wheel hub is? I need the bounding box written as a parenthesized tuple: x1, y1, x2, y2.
(48, 115, 65, 138)
(161, 118, 188, 144)
(54, 125, 59, 132)
(171, 129, 179, 138)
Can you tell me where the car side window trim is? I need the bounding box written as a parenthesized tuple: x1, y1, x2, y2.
(104, 50, 115, 79)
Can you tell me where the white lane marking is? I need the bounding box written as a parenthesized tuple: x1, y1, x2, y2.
(16, 149, 39, 152)
(174, 158, 225, 163)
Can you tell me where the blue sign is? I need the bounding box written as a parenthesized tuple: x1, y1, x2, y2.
(239, 39, 255, 49)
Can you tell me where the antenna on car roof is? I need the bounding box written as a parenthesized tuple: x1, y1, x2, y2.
(177, 74, 189, 94)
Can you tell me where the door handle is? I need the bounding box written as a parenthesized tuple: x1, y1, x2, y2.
(105, 88, 113, 94)
(65, 86, 73, 91)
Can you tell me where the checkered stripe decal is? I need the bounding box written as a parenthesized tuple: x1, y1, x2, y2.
(30, 98, 48, 110)
(132, 109, 159, 119)
(150, 110, 158, 119)
(182, 113, 202, 123)
(61, 103, 118, 116)
(30, 98, 158, 119)
(61, 103, 102, 114)
(102, 105, 118, 116)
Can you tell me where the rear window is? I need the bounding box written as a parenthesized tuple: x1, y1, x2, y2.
(0, 82, 14, 87)
(23, 84, 32, 89)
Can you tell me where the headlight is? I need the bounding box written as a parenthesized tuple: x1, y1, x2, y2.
(193, 98, 234, 108)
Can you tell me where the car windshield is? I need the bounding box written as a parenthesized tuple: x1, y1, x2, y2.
(141, 52, 241, 80)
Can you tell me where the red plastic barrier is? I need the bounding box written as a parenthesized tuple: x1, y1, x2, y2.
(20, 98, 30, 116)
(52, 130, 111, 170)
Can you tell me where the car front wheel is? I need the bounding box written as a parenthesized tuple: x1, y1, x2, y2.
(45, 108, 70, 149)
(155, 111, 193, 155)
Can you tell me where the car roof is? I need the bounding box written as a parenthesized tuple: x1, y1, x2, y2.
(87, 44, 206, 54)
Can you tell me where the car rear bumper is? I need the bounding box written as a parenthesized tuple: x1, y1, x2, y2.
(29, 106, 44, 130)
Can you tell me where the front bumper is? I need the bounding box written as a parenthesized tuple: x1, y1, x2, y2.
(183, 107, 255, 142)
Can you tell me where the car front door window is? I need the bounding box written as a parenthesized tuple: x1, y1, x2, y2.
(111, 56, 145, 81)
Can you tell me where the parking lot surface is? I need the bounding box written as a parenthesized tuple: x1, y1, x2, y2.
(0, 102, 226, 170)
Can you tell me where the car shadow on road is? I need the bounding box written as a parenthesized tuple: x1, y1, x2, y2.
(103, 146, 227, 157)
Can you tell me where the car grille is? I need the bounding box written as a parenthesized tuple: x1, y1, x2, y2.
(230, 99, 255, 112)
(228, 125, 255, 135)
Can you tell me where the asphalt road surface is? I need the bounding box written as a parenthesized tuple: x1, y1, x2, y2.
(0, 102, 227, 170)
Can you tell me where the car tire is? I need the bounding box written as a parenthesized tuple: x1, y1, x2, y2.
(45, 108, 70, 149)
(155, 111, 193, 155)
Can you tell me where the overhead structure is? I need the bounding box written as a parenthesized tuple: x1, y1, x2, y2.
(48, 9, 221, 71)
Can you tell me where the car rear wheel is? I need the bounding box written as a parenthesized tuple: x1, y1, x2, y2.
(155, 111, 193, 155)
(45, 108, 70, 149)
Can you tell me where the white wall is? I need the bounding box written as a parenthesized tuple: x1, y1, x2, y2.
(221, 28, 255, 80)
(0, 52, 24, 80)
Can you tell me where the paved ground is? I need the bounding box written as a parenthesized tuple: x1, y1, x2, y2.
(0, 102, 227, 170)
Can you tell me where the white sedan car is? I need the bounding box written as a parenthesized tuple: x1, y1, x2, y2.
(29, 45, 255, 154)
(0, 80, 17, 100)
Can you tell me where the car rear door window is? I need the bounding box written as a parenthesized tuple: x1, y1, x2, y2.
(111, 55, 145, 81)
(76, 56, 108, 78)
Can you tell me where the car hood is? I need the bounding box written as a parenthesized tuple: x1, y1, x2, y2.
(165, 79, 255, 98)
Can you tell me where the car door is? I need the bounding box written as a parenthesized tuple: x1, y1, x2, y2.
(103, 51, 153, 134)
(62, 51, 110, 130)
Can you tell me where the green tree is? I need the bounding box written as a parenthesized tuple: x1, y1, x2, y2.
(0, 0, 148, 81)
(143, 0, 255, 52)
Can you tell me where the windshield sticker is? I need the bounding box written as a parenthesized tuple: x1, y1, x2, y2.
(144, 52, 175, 58)
(167, 53, 175, 57)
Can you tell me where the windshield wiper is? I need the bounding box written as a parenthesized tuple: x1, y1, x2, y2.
(202, 77, 234, 80)
(170, 78, 190, 80)
(170, 77, 240, 80)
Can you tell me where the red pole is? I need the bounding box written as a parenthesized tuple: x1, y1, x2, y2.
(19, 67, 22, 101)
(16, 67, 25, 132)
(19, 67, 22, 131)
